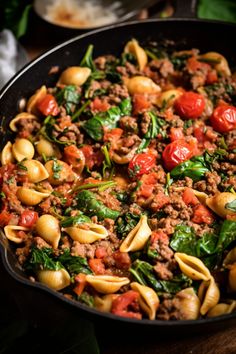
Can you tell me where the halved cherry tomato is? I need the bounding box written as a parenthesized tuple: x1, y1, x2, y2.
(18, 210, 38, 228)
(192, 204, 214, 225)
(128, 153, 156, 179)
(162, 139, 194, 171)
(0, 211, 12, 227)
(169, 127, 184, 142)
(37, 94, 59, 116)
(210, 105, 236, 133)
(174, 91, 205, 119)
(111, 290, 142, 319)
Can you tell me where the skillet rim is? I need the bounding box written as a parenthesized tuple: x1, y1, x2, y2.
(1, 17, 236, 327)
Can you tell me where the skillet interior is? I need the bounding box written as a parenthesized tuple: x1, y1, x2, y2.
(1, 18, 236, 332)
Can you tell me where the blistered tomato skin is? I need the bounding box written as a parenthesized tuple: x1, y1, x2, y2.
(37, 94, 60, 116)
(174, 92, 205, 119)
(162, 139, 193, 171)
(128, 153, 156, 179)
(210, 105, 236, 133)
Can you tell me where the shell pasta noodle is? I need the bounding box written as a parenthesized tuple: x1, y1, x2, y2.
(1, 39, 236, 321)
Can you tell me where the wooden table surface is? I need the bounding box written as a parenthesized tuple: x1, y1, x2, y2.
(14, 18, 236, 354)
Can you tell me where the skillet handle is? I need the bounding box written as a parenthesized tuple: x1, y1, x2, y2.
(173, 0, 197, 19)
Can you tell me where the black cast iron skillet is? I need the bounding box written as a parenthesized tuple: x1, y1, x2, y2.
(0, 2, 236, 334)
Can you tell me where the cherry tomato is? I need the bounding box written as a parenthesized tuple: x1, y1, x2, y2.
(162, 139, 193, 171)
(37, 94, 59, 116)
(174, 91, 205, 119)
(128, 153, 156, 179)
(18, 210, 38, 228)
(210, 105, 236, 133)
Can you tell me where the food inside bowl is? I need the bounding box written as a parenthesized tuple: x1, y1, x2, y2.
(1, 39, 236, 321)
(44, 0, 122, 28)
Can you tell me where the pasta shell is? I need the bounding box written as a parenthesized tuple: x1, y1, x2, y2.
(124, 76, 161, 95)
(176, 287, 200, 320)
(223, 247, 236, 267)
(58, 67, 91, 86)
(111, 147, 136, 164)
(228, 263, 236, 292)
(4, 225, 29, 244)
(36, 214, 61, 249)
(12, 138, 35, 161)
(174, 253, 211, 281)
(1, 141, 14, 165)
(27, 85, 47, 114)
(35, 138, 61, 158)
(45, 159, 75, 185)
(199, 52, 231, 76)
(94, 294, 119, 312)
(9, 112, 38, 132)
(207, 301, 236, 318)
(120, 215, 151, 252)
(85, 275, 130, 294)
(63, 223, 108, 244)
(155, 89, 183, 108)
(17, 187, 51, 206)
(130, 282, 159, 320)
(198, 277, 220, 315)
(21, 159, 49, 183)
(37, 269, 70, 291)
(206, 192, 236, 218)
(124, 39, 147, 71)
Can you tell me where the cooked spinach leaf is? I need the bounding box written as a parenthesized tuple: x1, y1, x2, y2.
(130, 260, 191, 294)
(116, 212, 140, 237)
(82, 97, 132, 141)
(137, 112, 166, 153)
(60, 214, 91, 227)
(56, 85, 80, 115)
(216, 220, 236, 251)
(76, 190, 120, 220)
(24, 247, 62, 272)
(58, 249, 92, 275)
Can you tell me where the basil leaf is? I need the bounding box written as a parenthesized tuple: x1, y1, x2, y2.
(56, 85, 80, 114)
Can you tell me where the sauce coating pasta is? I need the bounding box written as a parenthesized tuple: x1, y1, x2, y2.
(1, 40, 236, 321)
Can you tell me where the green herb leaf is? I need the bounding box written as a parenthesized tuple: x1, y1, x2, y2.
(80, 44, 96, 71)
(60, 214, 91, 227)
(24, 247, 62, 272)
(58, 249, 92, 275)
(116, 212, 140, 237)
(76, 190, 120, 220)
(56, 85, 80, 115)
(82, 98, 132, 141)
